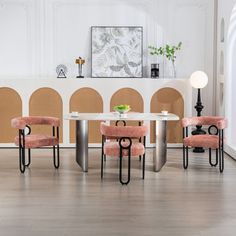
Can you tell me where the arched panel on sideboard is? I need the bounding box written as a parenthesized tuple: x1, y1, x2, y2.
(70, 88, 103, 143)
(29, 88, 63, 142)
(110, 88, 144, 126)
(0, 87, 22, 143)
(150, 88, 184, 143)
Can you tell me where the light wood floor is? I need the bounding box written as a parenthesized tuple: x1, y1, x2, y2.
(0, 148, 236, 236)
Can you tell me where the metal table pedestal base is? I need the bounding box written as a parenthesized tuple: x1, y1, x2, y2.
(153, 120, 167, 172)
(76, 120, 88, 172)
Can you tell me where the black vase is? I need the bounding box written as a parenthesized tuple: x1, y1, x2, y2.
(151, 63, 159, 78)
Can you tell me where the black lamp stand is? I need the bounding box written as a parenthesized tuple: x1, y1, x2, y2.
(191, 88, 206, 153)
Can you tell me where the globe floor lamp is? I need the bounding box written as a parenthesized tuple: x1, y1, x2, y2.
(190, 71, 209, 153)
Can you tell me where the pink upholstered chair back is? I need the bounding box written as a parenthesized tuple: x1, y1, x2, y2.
(181, 116, 227, 130)
(11, 116, 60, 129)
(100, 122, 148, 138)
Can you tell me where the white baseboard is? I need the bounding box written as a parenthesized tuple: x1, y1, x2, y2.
(225, 144, 236, 160)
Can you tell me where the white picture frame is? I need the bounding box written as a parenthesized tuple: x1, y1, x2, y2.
(91, 26, 143, 78)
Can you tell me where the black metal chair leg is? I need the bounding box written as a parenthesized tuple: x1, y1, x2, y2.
(183, 146, 188, 169)
(119, 155, 131, 185)
(53, 145, 60, 169)
(209, 148, 212, 166)
(25, 149, 31, 167)
(219, 130, 224, 173)
(219, 147, 224, 173)
(209, 148, 218, 167)
(101, 154, 104, 179)
(19, 146, 26, 173)
(119, 139, 131, 185)
(142, 154, 145, 179)
(215, 149, 219, 166)
(57, 145, 60, 167)
(18, 130, 26, 173)
(139, 136, 142, 162)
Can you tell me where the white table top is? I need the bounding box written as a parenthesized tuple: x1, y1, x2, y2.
(65, 112, 179, 121)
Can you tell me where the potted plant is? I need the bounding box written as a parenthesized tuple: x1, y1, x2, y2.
(149, 42, 182, 78)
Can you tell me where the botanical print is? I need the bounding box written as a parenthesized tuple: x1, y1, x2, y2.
(91, 27, 142, 78)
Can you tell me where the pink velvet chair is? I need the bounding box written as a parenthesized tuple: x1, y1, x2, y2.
(113, 120, 143, 162)
(100, 122, 148, 185)
(11, 116, 60, 173)
(182, 116, 227, 172)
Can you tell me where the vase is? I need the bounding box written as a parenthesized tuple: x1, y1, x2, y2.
(151, 63, 160, 78)
(171, 60, 176, 78)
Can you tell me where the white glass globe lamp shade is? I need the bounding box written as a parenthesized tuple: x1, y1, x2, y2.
(190, 71, 208, 89)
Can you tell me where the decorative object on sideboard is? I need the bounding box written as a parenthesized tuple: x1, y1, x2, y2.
(190, 71, 209, 153)
(149, 42, 182, 78)
(113, 104, 131, 118)
(91, 26, 143, 78)
(151, 63, 159, 78)
(75, 57, 85, 78)
(56, 64, 67, 78)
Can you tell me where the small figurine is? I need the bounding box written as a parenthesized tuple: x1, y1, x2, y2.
(56, 64, 67, 78)
(75, 57, 85, 78)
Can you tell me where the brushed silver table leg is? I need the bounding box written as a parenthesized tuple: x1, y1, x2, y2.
(153, 120, 167, 172)
(76, 120, 88, 172)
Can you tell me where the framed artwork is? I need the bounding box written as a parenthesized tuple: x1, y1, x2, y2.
(91, 26, 143, 78)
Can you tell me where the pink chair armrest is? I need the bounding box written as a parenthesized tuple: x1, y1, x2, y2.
(181, 116, 227, 129)
(11, 116, 60, 129)
(100, 122, 148, 138)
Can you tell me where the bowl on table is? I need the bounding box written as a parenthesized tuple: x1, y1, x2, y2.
(113, 105, 131, 117)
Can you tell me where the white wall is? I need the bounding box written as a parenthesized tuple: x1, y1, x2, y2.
(216, 0, 236, 117)
(0, 0, 214, 115)
(217, 0, 236, 157)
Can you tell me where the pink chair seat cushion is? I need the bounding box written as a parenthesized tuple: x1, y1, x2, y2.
(14, 134, 59, 149)
(104, 141, 145, 157)
(184, 135, 220, 149)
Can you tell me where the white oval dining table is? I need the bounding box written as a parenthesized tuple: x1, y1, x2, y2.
(65, 112, 179, 172)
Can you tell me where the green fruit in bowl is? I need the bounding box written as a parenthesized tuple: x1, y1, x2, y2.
(114, 104, 131, 113)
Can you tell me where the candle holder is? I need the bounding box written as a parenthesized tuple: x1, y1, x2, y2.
(75, 57, 85, 78)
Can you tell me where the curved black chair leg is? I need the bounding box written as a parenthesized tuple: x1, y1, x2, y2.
(25, 149, 31, 167)
(18, 130, 26, 173)
(19, 146, 26, 173)
(139, 136, 142, 162)
(119, 139, 131, 185)
(119, 154, 131, 185)
(209, 148, 212, 166)
(219, 148, 224, 173)
(219, 130, 224, 173)
(183, 146, 188, 169)
(215, 149, 219, 166)
(209, 148, 218, 167)
(53, 145, 60, 169)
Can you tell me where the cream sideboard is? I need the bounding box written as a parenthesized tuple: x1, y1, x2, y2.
(0, 77, 192, 147)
